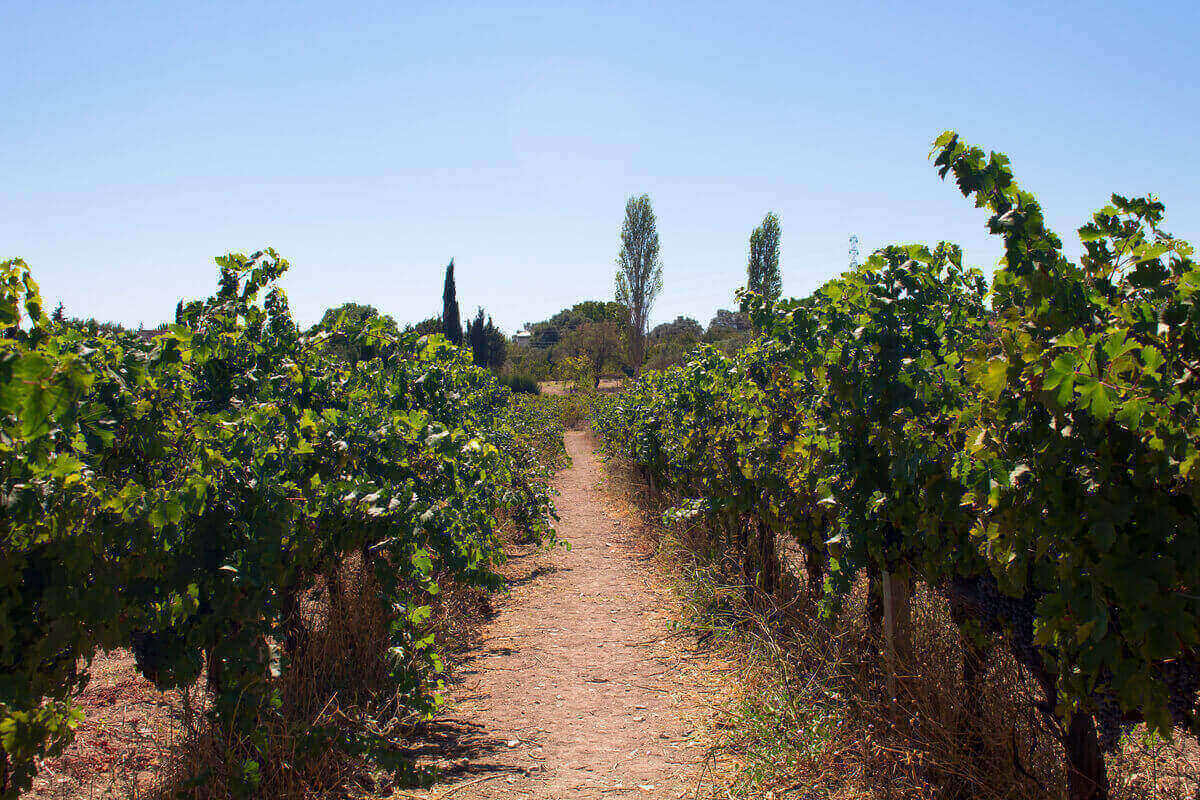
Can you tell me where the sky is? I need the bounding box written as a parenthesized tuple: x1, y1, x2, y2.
(4, 0, 1198, 333)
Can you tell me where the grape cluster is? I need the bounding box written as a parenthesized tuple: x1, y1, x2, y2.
(130, 627, 203, 688)
(1158, 658, 1199, 730)
(1092, 685, 1126, 751)
(947, 574, 1039, 669)
(882, 523, 903, 550)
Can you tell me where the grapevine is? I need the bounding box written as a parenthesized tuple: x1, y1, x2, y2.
(592, 135, 1200, 799)
(0, 252, 556, 797)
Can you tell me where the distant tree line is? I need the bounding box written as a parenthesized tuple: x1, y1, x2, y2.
(49, 194, 789, 392)
(46, 300, 166, 339)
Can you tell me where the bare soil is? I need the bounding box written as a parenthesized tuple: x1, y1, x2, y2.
(401, 430, 725, 799)
(27, 650, 182, 799)
(536, 379, 624, 396)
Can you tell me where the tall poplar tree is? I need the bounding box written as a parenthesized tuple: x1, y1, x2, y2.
(747, 212, 782, 301)
(615, 194, 663, 373)
(441, 259, 463, 346)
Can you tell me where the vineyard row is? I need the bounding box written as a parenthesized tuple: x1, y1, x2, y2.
(0, 252, 558, 797)
(590, 132, 1200, 800)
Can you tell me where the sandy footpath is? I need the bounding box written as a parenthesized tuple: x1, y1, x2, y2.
(405, 431, 722, 799)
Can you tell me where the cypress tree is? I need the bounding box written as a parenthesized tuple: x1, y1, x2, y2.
(484, 316, 507, 371)
(469, 307, 487, 366)
(442, 259, 463, 346)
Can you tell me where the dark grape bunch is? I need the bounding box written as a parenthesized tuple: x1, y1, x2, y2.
(946, 574, 1039, 669)
(1158, 658, 1200, 731)
(1092, 682, 1127, 752)
(130, 628, 203, 688)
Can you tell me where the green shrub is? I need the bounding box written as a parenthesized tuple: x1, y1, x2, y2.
(501, 374, 541, 394)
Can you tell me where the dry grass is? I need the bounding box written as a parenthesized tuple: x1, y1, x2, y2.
(607, 459, 1200, 800)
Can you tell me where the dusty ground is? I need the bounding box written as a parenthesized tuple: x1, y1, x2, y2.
(400, 430, 726, 799)
(536, 379, 624, 396)
(27, 650, 181, 799)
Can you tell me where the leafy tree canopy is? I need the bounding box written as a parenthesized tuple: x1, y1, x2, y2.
(313, 302, 396, 334)
(524, 300, 627, 350)
(650, 315, 702, 342)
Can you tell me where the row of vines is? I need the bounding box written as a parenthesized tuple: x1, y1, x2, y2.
(0, 251, 557, 797)
(592, 133, 1199, 799)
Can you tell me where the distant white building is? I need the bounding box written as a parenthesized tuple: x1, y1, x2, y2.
(512, 329, 532, 346)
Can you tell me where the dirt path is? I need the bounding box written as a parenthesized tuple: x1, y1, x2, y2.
(410, 431, 719, 799)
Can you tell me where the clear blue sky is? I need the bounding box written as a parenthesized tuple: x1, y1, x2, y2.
(4, 1, 1198, 332)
